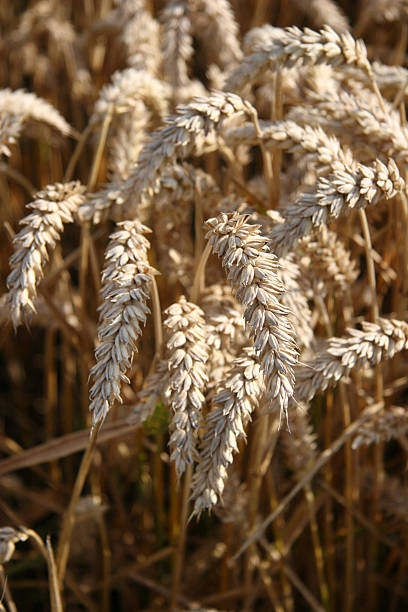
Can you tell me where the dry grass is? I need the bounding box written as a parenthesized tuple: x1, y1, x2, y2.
(1, 1, 408, 610)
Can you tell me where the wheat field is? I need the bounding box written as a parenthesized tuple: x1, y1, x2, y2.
(0, 1, 408, 610)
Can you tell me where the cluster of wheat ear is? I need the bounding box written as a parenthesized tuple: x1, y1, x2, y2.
(1, 1, 408, 611)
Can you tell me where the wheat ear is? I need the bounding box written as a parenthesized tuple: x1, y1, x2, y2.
(0, 88, 72, 135)
(204, 212, 299, 421)
(0, 113, 23, 156)
(83, 91, 254, 223)
(269, 157, 405, 255)
(163, 296, 209, 477)
(295, 318, 408, 403)
(6, 181, 85, 327)
(191, 347, 263, 516)
(89, 220, 158, 427)
(225, 25, 371, 93)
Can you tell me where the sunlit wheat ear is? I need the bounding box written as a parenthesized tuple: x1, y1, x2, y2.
(281, 404, 317, 476)
(0, 88, 72, 136)
(278, 254, 314, 350)
(6, 181, 86, 328)
(292, 0, 349, 32)
(92, 68, 169, 121)
(89, 220, 158, 428)
(128, 359, 169, 425)
(226, 25, 371, 94)
(201, 284, 247, 392)
(295, 318, 408, 403)
(160, 1, 196, 102)
(191, 348, 263, 516)
(187, 0, 243, 70)
(205, 212, 299, 421)
(163, 296, 209, 478)
(298, 226, 358, 295)
(117, 0, 161, 73)
(269, 157, 405, 255)
(0, 527, 29, 563)
(224, 120, 350, 171)
(0, 112, 23, 156)
(352, 406, 408, 449)
(287, 89, 408, 164)
(84, 91, 255, 223)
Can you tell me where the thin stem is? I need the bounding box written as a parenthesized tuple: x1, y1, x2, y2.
(170, 464, 193, 611)
(249, 107, 274, 207)
(64, 122, 93, 182)
(230, 401, 384, 563)
(150, 274, 163, 362)
(56, 420, 102, 583)
(0, 163, 36, 196)
(283, 564, 325, 612)
(359, 209, 379, 321)
(191, 241, 212, 304)
(87, 109, 113, 192)
(304, 484, 330, 610)
(46, 536, 64, 612)
(0, 565, 18, 612)
(364, 63, 387, 116)
(97, 516, 111, 612)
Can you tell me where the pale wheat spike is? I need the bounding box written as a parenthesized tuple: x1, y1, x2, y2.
(343, 61, 408, 101)
(92, 68, 169, 121)
(213, 473, 249, 526)
(6, 182, 85, 328)
(83, 91, 255, 223)
(288, 89, 408, 164)
(191, 348, 263, 516)
(0, 527, 29, 564)
(225, 25, 370, 93)
(128, 359, 169, 425)
(159, 3, 207, 102)
(88, 220, 158, 427)
(201, 284, 246, 355)
(298, 226, 358, 294)
(0, 113, 23, 156)
(152, 164, 220, 289)
(116, 0, 162, 73)
(281, 405, 318, 476)
(163, 296, 209, 477)
(0, 88, 72, 136)
(187, 0, 243, 69)
(224, 120, 350, 170)
(160, 2, 194, 92)
(269, 157, 405, 255)
(108, 107, 150, 181)
(205, 212, 299, 420)
(352, 406, 408, 449)
(293, 0, 349, 32)
(201, 283, 247, 393)
(93, 69, 169, 182)
(278, 254, 314, 350)
(295, 318, 408, 403)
